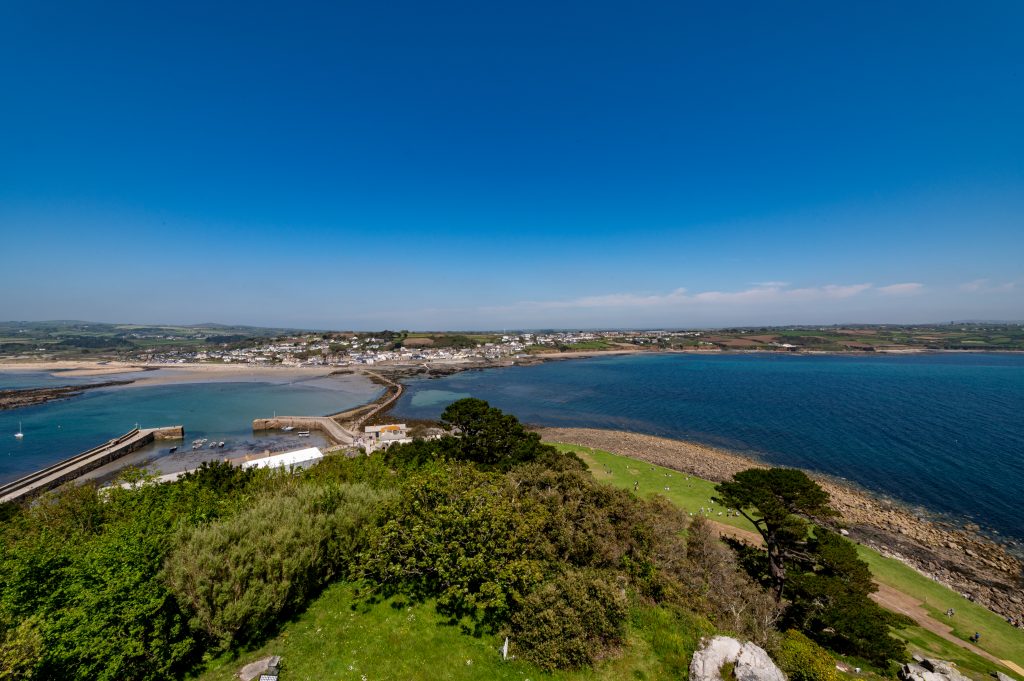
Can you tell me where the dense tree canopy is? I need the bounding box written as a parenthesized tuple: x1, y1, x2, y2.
(714, 467, 835, 600)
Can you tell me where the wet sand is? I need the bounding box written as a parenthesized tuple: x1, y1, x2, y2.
(0, 361, 351, 386)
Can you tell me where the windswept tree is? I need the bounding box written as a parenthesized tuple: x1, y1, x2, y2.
(713, 468, 836, 601)
(716, 469, 908, 665)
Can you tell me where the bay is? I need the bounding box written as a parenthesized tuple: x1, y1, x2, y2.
(0, 373, 382, 483)
(395, 352, 1024, 542)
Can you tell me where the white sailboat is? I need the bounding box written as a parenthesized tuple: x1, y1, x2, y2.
(14, 421, 24, 439)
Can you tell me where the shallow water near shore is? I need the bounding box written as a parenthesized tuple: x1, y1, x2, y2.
(394, 352, 1024, 543)
(0, 374, 382, 484)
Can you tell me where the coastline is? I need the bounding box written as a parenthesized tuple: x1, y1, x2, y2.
(3, 358, 1021, 625)
(0, 361, 365, 386)
(535, 426, 1024, 625)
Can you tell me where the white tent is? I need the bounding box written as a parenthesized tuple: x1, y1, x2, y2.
(241, 446, 324, 470)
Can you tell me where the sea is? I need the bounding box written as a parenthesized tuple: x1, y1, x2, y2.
(393, 352, 1024, 544)
(0, 370, 382, 484)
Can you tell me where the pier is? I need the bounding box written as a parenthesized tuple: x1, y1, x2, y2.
(252, 416, 355, 445)
(0, 426, 184, 503)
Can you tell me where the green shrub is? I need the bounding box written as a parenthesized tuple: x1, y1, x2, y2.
(776, 630, 842, 681)
(0, 616, 43, 680)
(163, 482, 390, 647)
(682, 515, 780, 646)
(508, 569, 628, 671)
(359, 463, 549, 627)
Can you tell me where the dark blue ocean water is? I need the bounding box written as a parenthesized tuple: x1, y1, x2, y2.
(394, 353, 1024, 542)
(0, 374, 382, 484)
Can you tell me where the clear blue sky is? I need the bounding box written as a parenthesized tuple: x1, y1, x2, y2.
(1, 1, 1021, 329)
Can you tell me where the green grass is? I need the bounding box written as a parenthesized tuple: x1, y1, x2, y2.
(552, 444, 756, 533)
(193, 581, 714, 681)
(556, 442, 1024, 676)
(194, 444, 1023, 681)
(895, 626, 1020, 681)
(857, 549, 1024, 668)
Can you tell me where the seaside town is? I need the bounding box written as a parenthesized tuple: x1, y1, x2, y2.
(3, 322, 1022, 366)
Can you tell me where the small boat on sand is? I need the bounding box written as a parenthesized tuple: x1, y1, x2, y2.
(168, 446, 178, 453)
(297, 431, 310, 437)
(281, 426, 295, 432)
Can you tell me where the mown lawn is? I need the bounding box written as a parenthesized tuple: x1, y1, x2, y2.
(552, 444, 756, 533)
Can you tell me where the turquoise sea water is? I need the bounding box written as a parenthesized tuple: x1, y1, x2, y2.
(395, 353, 1024, 543)
(0, 373, 382, 483)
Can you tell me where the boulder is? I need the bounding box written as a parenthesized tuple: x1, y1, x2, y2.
(898, 659, 971, 681)
(238, 655, 281, 681)
(689, 636, 785, 681)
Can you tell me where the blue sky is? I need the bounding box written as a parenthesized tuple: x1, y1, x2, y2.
(1, 1, 1021, 329)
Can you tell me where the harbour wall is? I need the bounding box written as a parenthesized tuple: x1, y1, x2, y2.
(252, 416, 355, 445)
(0, 426, 184, 503)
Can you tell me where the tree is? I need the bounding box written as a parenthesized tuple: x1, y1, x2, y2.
(783, 530, 910, 665)
(714, 468, 836, 601)
(440, 398, 554, 470)
(716, 472, 908, 665)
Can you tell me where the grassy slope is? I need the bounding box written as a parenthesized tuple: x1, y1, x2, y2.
(194, 581, 712, 681)
(194, 445, 1021, 681)
(859, 549, 1023, 667)
(557, 444, 1023, 678)
(552, 444, 756, 533)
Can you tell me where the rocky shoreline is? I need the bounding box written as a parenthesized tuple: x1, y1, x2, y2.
(534, 426, 1024, 625)
(0, 380, 136, 411)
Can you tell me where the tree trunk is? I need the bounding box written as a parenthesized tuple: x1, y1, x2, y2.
(767, 537, 786, 602)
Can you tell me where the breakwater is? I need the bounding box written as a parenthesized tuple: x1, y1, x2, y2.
(252, 417, 355, 445)
(0, 426, 183, 503)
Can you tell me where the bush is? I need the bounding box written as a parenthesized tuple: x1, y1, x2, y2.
(775, 630, 842, 681)
(0, 616, 43, 680)
(163, 482, 390, 647)
(359, 464, 549, 627)
(508, 569, 628, 671)
(682, 516, 780, 646)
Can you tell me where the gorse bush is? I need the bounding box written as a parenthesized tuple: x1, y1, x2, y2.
(775, 630, 842, 681)
(164, 482, 391, 647)
(508, 569, 628, 671)
(0, 616, 43, 680)
(682, 515, 780, 646)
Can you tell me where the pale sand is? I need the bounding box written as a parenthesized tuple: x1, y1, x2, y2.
(0, 361, 358, 386)
(0, 361, 149, 377)
(130, 364, 346, 387)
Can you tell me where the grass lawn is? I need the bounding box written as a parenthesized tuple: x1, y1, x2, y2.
(552, 444, 756, 533)
(193, 581, 714, 681)
(895, 626, 1020, 680)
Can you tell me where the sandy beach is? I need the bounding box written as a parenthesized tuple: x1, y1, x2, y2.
(536, 426, 1024, 624)
(0, 361, 354, 386)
